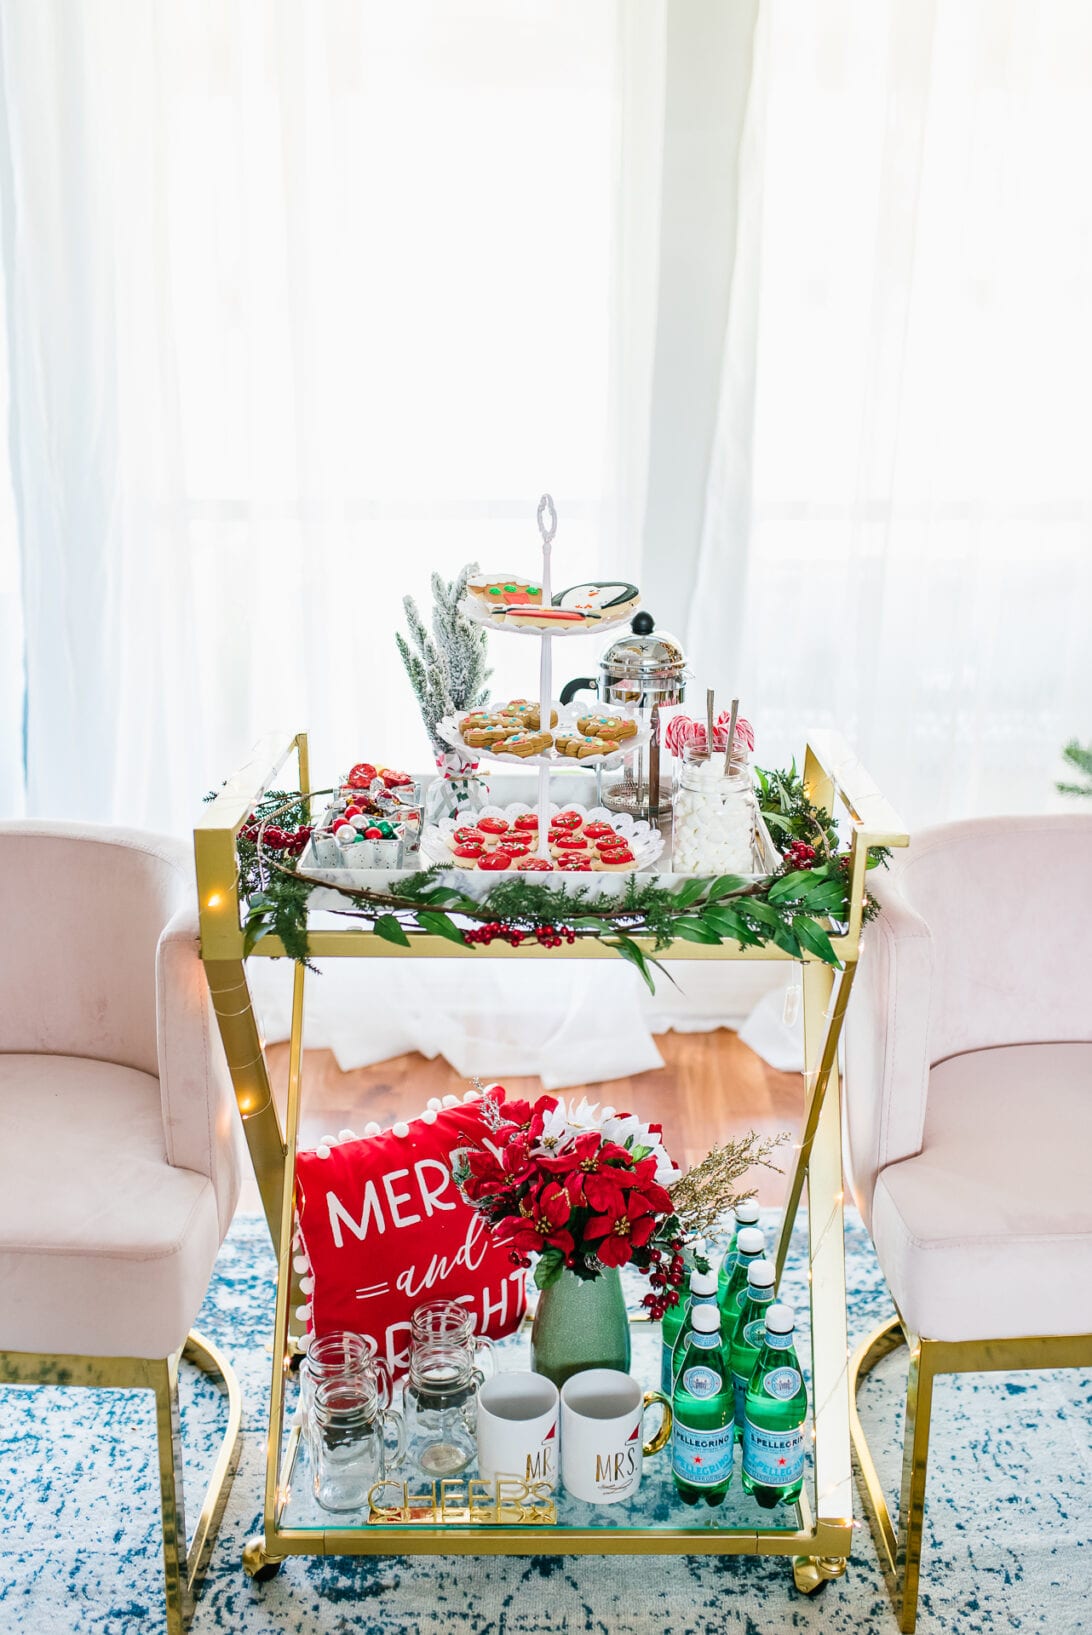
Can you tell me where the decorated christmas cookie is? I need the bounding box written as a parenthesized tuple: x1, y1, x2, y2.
(553, 581, 640, 622)
(498, 730, 552, 757)
(477, 848, 515, 870)
(467, 573, 542, 608)
(554, 732, 614, 759)
(551, 810, 583, 832)
(583, 821, 617, 841)
(476, 816, 510, 844)
(576, 712, 638, 743)
(514, 855, 552, 871)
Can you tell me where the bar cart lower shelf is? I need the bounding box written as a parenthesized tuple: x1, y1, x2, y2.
(195, 728, 909, 1598)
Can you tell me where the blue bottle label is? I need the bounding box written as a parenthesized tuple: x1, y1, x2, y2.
(682, 1365, 722, 1399)
(742, 1318, 767, 1347)
(763, 1367, 802, 1400)
(672, 1421, 735, 1487)
(742, 1419, 805, 1486)
(721, 1250, 737, 1279)
(765, 1330, 794, 1350)
(688, 1330, 719, 1349)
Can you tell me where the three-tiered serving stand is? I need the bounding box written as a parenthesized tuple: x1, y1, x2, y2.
(194, 534, 908, 1596)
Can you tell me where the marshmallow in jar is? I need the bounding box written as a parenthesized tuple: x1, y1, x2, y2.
(672, 748, 756, 875)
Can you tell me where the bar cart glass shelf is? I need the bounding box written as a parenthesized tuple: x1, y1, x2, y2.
(194, 728, 908, 1591)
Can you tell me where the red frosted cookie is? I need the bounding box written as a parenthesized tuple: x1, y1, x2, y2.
(553, 834, 589, 852)
(583, 821, 616, 841)
(551, 810, 583, 832)
(452, 842, 485, 868)
(595, 845, 636, 872)
(453, 826, 485, 846)
(515, 855, 552, 872)
(477, 817, 510, 842)
(477, 849, 514, 870)
(557, 856, 593, 871)
(513, 813, 539, 832)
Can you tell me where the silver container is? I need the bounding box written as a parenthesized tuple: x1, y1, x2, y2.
(560, 614, 688, 819)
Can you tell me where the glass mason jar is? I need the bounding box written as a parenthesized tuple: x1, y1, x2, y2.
(403, 1342, 484, 1476)
(672, 746, 757, 876)
(300, 1331, 391, 1478)
(410, 1300, 497, 1378)
(310, 1376, 405, 1513)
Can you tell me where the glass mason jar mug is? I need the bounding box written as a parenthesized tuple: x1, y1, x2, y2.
(672, 746, 757, 876)
(310, 1375, 405, 1513)
(403, 1342, 485, 1476)
(410, 1300, 496, 1379)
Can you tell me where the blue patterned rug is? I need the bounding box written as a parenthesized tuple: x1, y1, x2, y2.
(1, 1210, 1088, 1635)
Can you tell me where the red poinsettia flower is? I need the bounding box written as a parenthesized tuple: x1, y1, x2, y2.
(498, 1098, 535, 1130)
(540, 1130, 633, 1210)
(495, 1182, 575, 1255)
(585, 1187, 661, 1268)
(627, 1155, 675, 1214)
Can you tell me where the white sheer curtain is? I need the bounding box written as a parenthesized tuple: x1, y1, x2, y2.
(688, 0, 1092, 829)
(0, 0, 664, 831)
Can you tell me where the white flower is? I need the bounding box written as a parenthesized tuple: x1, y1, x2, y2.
(530, 1100, 576, 1158)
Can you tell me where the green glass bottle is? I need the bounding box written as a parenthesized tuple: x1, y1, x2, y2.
(741, 1302, 808, 1508)
(728, 1257, 776, 1438)
(717, 1224, 765, 1331)
(716, 1199, 760, 1304)
(660, 1263, 719, 1394)
(671, 1304, 735, 1507)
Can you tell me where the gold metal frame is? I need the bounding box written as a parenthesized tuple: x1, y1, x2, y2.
(195, 728, 908, 1589)
(0, 1330, 243, 1633)
(850, 1315, 1092, 1632)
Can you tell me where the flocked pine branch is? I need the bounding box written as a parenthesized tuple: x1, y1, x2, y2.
(397, 563, 492, 757)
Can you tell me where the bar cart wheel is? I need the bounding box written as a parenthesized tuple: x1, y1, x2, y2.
(243, 1536, 284, 1582)
(792, 1555, 847, 1594)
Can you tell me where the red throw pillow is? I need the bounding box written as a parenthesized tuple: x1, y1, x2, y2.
(295, 1089, 526, 1379)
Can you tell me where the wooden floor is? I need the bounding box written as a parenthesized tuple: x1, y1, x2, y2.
(243, 1030, 802, 1214)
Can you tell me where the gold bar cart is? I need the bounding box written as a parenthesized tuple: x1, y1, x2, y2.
(195, 729, 907, 1592)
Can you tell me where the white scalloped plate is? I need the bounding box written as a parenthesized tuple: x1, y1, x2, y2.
(436, 702, 650, 770)
(420, 800, 665, 875)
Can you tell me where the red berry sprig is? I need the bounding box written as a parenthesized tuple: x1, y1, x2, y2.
(462, 921, 577, 949)
(785, 840, 817, 869)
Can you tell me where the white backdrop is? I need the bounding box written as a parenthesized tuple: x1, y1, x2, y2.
(2, 2, 1089, 1081)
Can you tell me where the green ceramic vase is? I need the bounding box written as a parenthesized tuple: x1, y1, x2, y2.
(530, 1267, 631, 1389)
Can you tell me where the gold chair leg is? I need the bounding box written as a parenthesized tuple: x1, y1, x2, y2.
(849, 1316, 934, 1634)
(896, 1333, 934, 1632)
(154, 1330, 243, 1635)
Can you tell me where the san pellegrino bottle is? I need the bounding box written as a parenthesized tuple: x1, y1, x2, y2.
(717, 1225, 766, 1331)
(671, 1304, 735, 1507)
(741, 1302, 808, 1508)
(716, 1198, 760, 1303)
(728, 1257, 776, 1437)
(661, 1262, 719, 1393)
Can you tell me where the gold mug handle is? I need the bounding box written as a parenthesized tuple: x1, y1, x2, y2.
(641, 1390, 673, 1456)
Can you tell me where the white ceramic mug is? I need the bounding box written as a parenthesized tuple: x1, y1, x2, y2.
(559, 1369, 672, 1505)
(476, 1371, 559, 1490)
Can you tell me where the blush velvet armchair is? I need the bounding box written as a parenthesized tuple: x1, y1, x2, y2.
(844, 814, 1092, 1631)
(0, 823, 244, 1634)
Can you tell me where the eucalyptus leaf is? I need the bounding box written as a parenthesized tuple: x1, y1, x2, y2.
(671, 878, 711, 908)
(706, 874, 750, 900)
(373, 914, 411, 947)
(605, 935, 656, 994)
(767, 870, 816, 903)
(792, 915, 840, 967)
(670, 917, 723, 945)
(416, 909, 468, 946)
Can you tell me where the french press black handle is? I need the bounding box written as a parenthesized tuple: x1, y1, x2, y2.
(559, 676, 597, 706)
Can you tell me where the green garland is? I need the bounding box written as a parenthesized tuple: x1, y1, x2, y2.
(226, 765, 887, 991)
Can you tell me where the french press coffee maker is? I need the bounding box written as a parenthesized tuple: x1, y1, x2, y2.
(560, 613, 689, 819)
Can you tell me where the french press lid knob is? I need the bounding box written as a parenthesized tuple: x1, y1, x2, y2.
(630, 610, 654, 635)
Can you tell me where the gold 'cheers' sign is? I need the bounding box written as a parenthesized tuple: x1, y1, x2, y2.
(367, 1476, 557, 1526)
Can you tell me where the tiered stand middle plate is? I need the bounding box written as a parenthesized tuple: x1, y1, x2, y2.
(194, 730, 908, 1591)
